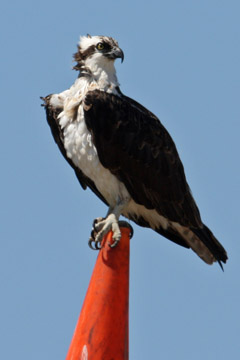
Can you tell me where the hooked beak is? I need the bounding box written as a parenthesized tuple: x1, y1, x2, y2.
(107, 47, 124, 63)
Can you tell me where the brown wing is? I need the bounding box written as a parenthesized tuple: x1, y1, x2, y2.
(83, 90, 202, 228)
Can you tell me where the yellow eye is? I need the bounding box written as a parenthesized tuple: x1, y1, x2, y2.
(96, 43, 104, 50)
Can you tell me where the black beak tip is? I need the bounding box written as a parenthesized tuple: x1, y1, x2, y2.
(120, 49, 124, 63)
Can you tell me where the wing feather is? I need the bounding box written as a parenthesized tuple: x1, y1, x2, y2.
(84, 90, 202, 227)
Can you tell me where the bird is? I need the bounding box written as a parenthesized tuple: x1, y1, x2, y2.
(42, 34, 227, 268)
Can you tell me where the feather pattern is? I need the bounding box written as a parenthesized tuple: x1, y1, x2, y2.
(83, 90, 227, 266)
(42, 34, 228, 268)
(84, 90, 201, 226)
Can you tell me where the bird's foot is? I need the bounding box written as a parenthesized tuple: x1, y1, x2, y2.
(88, 214, 121, 250)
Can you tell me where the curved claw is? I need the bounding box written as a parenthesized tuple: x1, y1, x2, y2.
(118, 221, 134, 239)
(109, 239, 120, 248)
(88, 237, 102, 250)
(88, 237, 97, 250)
(90, 228, 97, 240)
(95, 241, 102, 250)
(93, 217, 104, 231)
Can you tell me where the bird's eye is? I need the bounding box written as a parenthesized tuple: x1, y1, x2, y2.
(96, 43, 105, 50)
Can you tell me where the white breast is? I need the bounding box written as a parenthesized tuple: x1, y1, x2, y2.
(53, 79, 129, 207)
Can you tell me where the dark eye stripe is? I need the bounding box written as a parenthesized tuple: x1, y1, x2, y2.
(96, 42, 111, 52)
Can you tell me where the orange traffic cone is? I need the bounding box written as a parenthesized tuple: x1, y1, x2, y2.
(66, 223, 133, 360)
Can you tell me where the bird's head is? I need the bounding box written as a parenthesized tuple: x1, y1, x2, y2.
(73, 35, 124, 76)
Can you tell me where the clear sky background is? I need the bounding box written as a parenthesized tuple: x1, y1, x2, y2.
(1, 1, 239, 359)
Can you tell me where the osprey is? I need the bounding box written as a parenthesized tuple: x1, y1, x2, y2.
(42, 34, 228, 268)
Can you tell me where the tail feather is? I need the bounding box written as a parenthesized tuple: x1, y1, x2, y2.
(191, 225, 228, 270)
(171, 221, 228, 269)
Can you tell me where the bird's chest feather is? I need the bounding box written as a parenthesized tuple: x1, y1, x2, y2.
(60, 102, 125, 205)
(62, 104, 100, 176)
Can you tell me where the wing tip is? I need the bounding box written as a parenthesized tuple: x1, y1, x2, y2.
(218, 260, 224, 272)
(191, 225, 228, 271)
(217, 254, 228, 272)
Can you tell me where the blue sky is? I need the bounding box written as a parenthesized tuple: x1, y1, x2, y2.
(1, 1, 240, 359)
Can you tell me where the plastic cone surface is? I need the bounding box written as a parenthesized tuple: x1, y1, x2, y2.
(66, 226, 131, 360)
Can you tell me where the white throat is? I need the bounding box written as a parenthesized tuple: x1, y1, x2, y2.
(84, 55, 120, 92)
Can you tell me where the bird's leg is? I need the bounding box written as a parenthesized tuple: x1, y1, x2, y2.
(88, 197, 130, 249)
